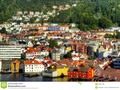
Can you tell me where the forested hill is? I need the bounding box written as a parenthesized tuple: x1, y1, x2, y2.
(0, 0, 73, 13)
(0, 0, 74, 23)
(49, 0, 120, 30)
(1, 0, 120, 30)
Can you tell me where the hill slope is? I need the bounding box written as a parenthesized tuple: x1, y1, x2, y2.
(0, 0, 120, 30)
(48, 0, 120, 30)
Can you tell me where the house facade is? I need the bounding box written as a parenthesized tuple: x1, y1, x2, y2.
(51, 49, 61, 60)
(68, 64, 94, 79)
(25, 47, 41, 59)
(71, 42, 87, 54)
(11, 60, 20, 73)
(42, 65, 68, 77)
(24, 60, 44, 74)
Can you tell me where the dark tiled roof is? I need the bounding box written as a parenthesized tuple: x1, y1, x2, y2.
(79, 66, 90, 72)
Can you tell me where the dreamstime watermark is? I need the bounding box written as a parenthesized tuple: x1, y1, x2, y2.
(0, 82, 39, 89)
(0, 82, 8, 89)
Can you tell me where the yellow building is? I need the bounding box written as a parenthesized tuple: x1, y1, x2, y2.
(56, 67, 68, 76)
(42, 65, 69, 77)
(11, 60, 20, 73)
(95, 31, 115, 36)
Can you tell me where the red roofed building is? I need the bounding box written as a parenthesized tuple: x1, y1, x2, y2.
(60, 25, 69, 31)
(24, 60, 44, 73)
(71, 42, 87, 54)
(25, 47, 41, 59)
(68, 63, 94, 80)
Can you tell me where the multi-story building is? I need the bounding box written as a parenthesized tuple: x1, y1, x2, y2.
(0, 45, 21, 60)
(11, 60, 20, 73)
(51, 49, 61, 61)
(24, 60, 44, 74)
(71, 42, 87, 54)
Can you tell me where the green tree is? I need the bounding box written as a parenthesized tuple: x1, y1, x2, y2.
(88, 56, 96, 60)
(0, 27, 7, 34)
(49, 39, 58, 48)
(116, 31, 120, 39)
(104, 34, 113, 38)
(64, 52, 72, 59)
(99, 17, 113, 29)
(30, 17, 37, 23)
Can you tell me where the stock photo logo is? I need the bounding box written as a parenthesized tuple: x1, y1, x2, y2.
(0, 82, 8, 89)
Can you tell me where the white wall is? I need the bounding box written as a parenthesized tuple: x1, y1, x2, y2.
(25, 64, 44, 73)
(72, 57, 79, 60)
(26, 53, 35, 59)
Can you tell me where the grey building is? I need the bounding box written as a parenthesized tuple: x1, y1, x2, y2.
(0, 45, 21, 60)
(51, 49, 61, 60)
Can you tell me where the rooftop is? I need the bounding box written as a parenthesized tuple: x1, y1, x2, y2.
(24, 60, 41, 64)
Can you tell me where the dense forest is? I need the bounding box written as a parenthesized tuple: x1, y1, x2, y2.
(49, 0, 120, 30)
(1, 0, 120, 30)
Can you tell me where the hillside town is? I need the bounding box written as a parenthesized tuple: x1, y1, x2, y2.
(10, 4, 77, 23)
(0, 21, 120, 81)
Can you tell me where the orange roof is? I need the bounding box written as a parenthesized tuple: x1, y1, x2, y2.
(26, 47, 40, 53)
(72, 60, 80, 65)
(47, 48, 53, 51)
(79, 60, 85, 63)
(47, 34, 52, 36)
(12, 60, 20, 63)
(38, 30, 45, 34)
(44, 58, 51, 61)
(47, 60, 52, 64)
(60, 59, 71, 67)
(72, 60, 86, 66)
(24, 60, 41, 64)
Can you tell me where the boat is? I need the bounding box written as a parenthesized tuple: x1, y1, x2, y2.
(0, 70, 11, 74)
